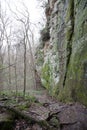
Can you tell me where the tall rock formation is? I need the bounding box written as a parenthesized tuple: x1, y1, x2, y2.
(36, 0, 87, 106)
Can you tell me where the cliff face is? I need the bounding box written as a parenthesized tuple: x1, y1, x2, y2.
(36, 0, 87, 105)
(60, 0, 87, 105)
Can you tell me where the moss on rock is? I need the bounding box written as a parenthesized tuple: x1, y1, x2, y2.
(41, 60, 52, 90)
(58, 0, 87, 106)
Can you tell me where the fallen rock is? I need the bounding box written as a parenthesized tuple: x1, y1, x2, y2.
(57, 103, 87, 123)
(28, 104, 50, 121)
(48, 103, 87, 130)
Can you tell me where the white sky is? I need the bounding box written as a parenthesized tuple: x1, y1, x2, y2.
(1, 0, 46, 43)
(8, 0, 44, 23)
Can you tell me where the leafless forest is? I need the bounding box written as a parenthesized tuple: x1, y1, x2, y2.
(0, 0, 43, 96)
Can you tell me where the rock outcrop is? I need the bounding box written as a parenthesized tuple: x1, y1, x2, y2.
(36, 0, 87, 106)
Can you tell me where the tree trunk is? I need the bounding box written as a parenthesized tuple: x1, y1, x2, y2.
(23, 39, 27, 97)
(8, 44, 11, 90)
(14, 65, 18, 94)
(0, 56, 3, 91)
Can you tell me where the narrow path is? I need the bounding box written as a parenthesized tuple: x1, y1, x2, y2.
(30, 89, 56, 104)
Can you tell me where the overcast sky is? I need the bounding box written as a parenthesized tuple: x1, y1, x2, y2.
(1, 0, 46, 42)
(8, 0, 44, 23)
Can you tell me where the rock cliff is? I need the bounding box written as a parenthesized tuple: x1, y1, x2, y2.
(36, 0, 87, 106)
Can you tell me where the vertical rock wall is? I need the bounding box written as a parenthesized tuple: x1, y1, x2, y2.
(61, 0, 87, 105)
(36, 0, 87, 105)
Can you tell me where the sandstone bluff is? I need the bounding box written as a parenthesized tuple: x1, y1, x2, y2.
(36, 0, 87, 106)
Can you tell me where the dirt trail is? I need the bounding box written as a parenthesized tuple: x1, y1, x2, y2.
(31, 89, 56, 104)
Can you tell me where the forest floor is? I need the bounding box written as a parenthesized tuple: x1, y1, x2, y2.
(0, 88, 87, 130)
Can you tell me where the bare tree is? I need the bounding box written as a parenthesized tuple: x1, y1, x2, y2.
(0, 2, 6, 90)
(0, 0, 43, 95)
(9, 4, 37, 96)
(0, 1, 13, 91)
(23, 35, 27, 97)
(5, 28, 12, 89)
